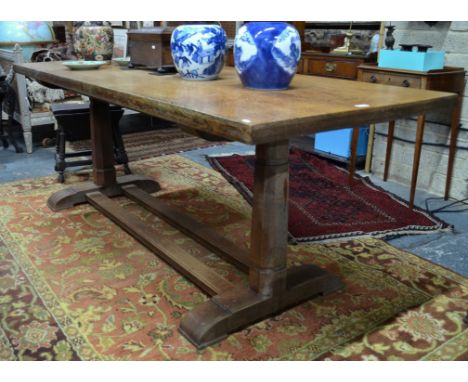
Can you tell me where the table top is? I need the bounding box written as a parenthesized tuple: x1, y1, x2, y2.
(15, 61, 456, 144)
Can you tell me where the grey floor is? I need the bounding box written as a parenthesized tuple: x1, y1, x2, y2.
(1, 123, 467, 277)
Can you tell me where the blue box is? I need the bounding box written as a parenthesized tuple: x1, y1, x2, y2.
(314, 127, 369, 160)
(378, 49, 445, 71)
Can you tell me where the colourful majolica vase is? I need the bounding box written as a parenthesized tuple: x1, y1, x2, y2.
(73, 21, 114, 61)
(234, 22, 301, 90)
(171, 24, 227, 80)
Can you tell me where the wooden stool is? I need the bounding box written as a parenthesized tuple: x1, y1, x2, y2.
(51, 103, 130, 183)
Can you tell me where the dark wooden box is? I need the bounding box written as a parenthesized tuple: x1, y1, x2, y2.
(127, 28, 174, 69)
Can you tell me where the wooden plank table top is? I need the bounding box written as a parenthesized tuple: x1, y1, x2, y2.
(13, 61, 458, 349)
(14, 61, 456, 144)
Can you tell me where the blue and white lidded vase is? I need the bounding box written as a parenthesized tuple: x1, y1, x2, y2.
(234, 22, 301, 90)
(171, 24, 227, 80)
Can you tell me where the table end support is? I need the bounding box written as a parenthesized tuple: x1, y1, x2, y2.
(179, 265, 343, 350)
(47, 174, 161, 211)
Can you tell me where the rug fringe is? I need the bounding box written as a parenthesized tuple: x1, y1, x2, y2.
(206, 151, 256, 157)
(294, 224, 454, 244)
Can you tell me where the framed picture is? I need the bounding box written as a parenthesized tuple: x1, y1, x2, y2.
(113, 28, 128, 58)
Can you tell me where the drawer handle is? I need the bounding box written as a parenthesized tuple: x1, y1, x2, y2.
(402, 79, 410, 87)
(369, 75, 377, 83)
(325, 63, 336, 72)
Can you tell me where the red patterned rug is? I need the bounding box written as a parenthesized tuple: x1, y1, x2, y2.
(207, 148, 451, 243)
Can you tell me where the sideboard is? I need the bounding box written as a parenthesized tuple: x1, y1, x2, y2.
(356, 64, 466, 204)
(297, 51, 375, 80)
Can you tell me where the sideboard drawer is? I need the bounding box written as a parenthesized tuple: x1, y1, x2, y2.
(361, 72, 422, 88)
(302, 58, 361, 80)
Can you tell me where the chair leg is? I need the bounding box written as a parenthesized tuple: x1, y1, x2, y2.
(55, 127, 66, 183)
(0, 92, 8, 148)
(1, 114, 23, 153)
(0, 119, 8, 148)
(122, 162, 131, 175)
(6, 116, 23, 153)
(57, 172, 65, 184)
(0, 103, 7, 148)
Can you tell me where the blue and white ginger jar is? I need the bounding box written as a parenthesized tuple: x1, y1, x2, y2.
(171, 24, 227, 80)
(234, 22, 301, 90)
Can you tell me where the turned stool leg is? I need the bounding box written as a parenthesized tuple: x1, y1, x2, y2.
(55, 127, 66, 183)
(111, 122, 131, 175)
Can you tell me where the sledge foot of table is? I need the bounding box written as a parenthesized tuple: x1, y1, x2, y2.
(47, 174, 160, 211)
(179, 265, 343, 349)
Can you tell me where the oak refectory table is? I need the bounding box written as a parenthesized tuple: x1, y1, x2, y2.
(14, 62, 457, 349)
